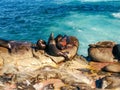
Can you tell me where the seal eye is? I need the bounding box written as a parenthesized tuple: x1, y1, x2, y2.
(37, 39, 46, 50)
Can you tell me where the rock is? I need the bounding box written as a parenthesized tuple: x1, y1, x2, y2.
(88, 41, 116, 62)
(103, 62, 120, 73)
(0, 46, 57, 74)
(59, 55, 89, 70)
(89, 61, 113, 71)
(102, 75, 120, 89)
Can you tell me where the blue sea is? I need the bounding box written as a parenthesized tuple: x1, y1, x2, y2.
(0, 0, 120, 56)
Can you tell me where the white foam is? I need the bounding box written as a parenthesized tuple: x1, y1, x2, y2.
(77, 29, 83, 32)
(81, 0, 117, 2)
(112, 12, 120, 19)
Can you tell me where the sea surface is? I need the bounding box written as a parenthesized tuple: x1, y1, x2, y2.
(0, 0, 120, 56)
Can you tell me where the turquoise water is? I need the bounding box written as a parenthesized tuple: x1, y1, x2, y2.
(0, 0, 120, 56)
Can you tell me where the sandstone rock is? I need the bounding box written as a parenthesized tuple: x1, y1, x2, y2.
(88, 41, 116, 62)
(103, 62, 120, 73)
(89, 61, 113, 71)
(0, 46, 57, 74)
(102, 75, 120, 89)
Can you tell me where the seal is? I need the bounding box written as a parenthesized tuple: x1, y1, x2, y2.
(0, 38, 11, 51)
(55, 35, 79, 50)
(47, 33, 69, 60)
(36, 39, 46, 50)
(55, 34, 64, 50)
(0, 38, 32, 53)
(9, 41, 32, 53)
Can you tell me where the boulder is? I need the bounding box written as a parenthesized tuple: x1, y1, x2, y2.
(88, 41, 116, 62)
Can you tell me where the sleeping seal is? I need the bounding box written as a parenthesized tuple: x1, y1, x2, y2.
(0, 38, 32, 53)
(0, 39, 11, 51)
(47, 33, 69, 60)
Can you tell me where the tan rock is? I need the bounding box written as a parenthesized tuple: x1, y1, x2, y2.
(103, 62, 120, 73)
(88, 41, 116, 62)
(0, 46, 57, 74)
(102, 75, 120, 89)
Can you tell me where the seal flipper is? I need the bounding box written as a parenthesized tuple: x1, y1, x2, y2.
(58, 51, 69, 60)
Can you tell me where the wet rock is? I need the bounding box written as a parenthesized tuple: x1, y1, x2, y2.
(88, 41, 116, 62)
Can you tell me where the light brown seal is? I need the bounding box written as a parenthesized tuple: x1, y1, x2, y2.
(55, 35, 79, 50)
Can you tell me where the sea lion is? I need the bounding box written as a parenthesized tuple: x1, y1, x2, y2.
(0, 39, 11, 49)
(9, 41, 32, 53)
(0, 39, 32, 53)
(55, 34, 64, 50)
(66, 36, 79, 48)
(55, 35, 79, 50)
(47, 33, 69, 60)
(36, 39, 46, 50)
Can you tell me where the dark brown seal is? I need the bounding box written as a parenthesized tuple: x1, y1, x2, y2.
(9, 41, 32, 53)
(47, 33, 69, 60)
(0, 38, 32, 53)
(36, 39, 46, 50)
(0, 39, 11, 49)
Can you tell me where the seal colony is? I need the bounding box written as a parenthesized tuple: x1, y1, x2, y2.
(0, 33, 120, 90)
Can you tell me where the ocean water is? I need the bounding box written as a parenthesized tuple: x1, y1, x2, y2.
(0, 0, 120, 56)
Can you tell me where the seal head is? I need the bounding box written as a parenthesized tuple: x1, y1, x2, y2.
(36, 39, 46, 50)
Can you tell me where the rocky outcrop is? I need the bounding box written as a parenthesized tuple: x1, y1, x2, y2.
(1, 37, 120, 90)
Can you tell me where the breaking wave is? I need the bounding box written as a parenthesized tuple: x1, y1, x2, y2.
(112, 12, 120, 19)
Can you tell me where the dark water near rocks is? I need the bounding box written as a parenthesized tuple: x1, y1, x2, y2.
(0, 0, 120, 56)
